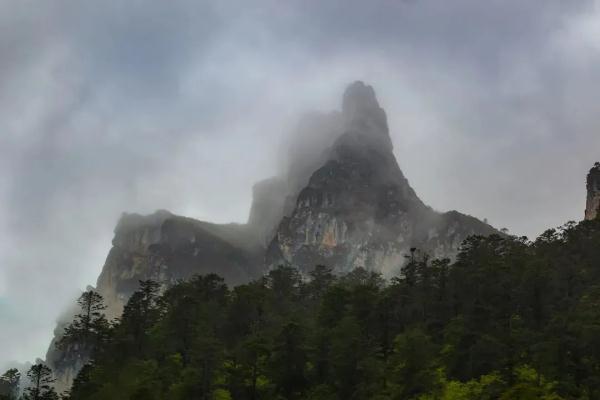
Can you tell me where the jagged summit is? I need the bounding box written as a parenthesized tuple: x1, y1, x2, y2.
(339, 81, 393, 153)
(343, 81, 381, 116)
(585, 162, 600, 220)
(266, 82, 495, 275)
(115, 209, 172, 231)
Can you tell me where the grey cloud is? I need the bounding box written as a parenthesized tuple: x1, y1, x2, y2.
(1, 0, 600, 368)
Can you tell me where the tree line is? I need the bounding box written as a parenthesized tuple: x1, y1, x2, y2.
(3, 218, 600, 399)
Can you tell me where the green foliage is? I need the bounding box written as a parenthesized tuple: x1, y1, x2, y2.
(57, 290, 109, 355)
(0, 368, 20, 400)
(23, 364, 58, 400)
(437, 371, 504, 400)
(388, 328, 439, 398)
(62, 219, 600, 399)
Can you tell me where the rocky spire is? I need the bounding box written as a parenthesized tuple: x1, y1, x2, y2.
(266, 81, 496, 275)
(343, 81, 381, 118)
(339, 81, 393, 153)
(585, 162, 600, 220)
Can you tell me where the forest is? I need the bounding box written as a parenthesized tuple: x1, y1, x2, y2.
(3, 218, 600, 400)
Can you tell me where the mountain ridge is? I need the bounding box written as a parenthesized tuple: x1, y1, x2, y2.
(46, 81, 498, 391)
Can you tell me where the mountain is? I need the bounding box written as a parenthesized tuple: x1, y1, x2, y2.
(46, 81, 497, 391)
(92, 81, 497, 309)
(266, 81, 496, 276)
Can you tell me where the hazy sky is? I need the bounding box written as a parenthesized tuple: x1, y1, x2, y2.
(2, 0, 600, 368)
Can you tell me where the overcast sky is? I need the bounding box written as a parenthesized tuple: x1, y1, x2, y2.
(2, 0, 600, 368)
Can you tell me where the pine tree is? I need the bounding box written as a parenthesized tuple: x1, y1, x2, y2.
(306, 265, 336, 300)
(120, 280, 162, 355)
(401, 248, 419, 287)
(388, 328, 439, 398)
(57, 290, 109, 354)
(0, 368, 20, 400)
(270, 321, 308, 398)
(22, 364, 58, 400)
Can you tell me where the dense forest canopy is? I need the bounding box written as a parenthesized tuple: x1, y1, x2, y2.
(4, 218, 600, 400)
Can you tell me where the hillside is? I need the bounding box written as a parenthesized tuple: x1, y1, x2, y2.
(42, 217, 600, 400)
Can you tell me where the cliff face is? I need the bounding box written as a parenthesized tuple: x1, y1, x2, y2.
(95, 210, 263, 318)
(47, 211, 265, 393)
(585, 162, 600, 221)
(266, 82, 496, 276)
(247, 177, 288, 248)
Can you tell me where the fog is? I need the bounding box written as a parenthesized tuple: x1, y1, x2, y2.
(2, 0, 600, 368)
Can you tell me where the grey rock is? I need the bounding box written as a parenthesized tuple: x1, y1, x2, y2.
(96, 211, 263, 318)
(585, 162, 600, 221)
(266, 81, 496, 276)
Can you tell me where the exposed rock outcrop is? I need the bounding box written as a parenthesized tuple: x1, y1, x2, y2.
(266, 81, 497, 276)
(247, 177, 288, 247)
(585, 162, 600, 221)
(47, 211, 264, 393)
(96, 210, 263, 318)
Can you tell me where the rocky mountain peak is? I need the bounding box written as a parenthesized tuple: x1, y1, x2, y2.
(585, 162, 600, 220)
(112, 210, 172, 250)
(338, 81, 393, 156)
(266, 82, 496, 275)
(343, 81, 380, 115)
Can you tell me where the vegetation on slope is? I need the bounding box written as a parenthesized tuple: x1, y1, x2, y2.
(4, 219, 600, 399)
